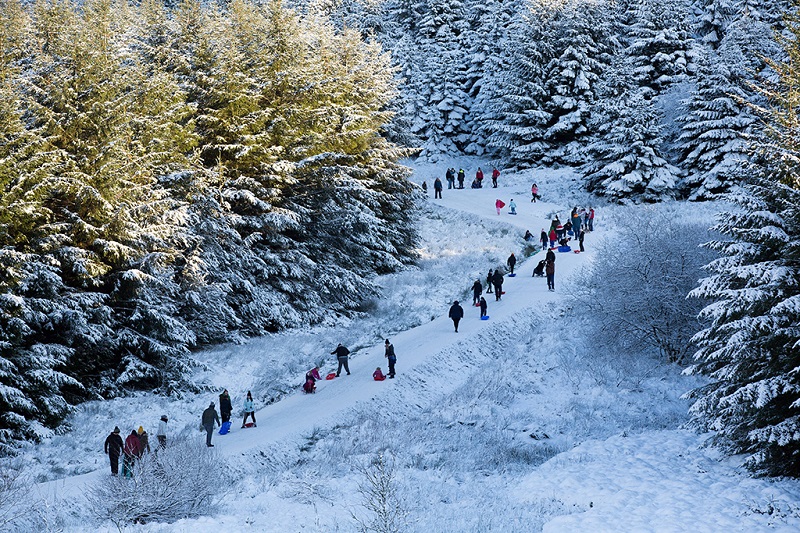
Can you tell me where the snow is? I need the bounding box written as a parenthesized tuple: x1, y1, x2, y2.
(7, 160, 800, 531)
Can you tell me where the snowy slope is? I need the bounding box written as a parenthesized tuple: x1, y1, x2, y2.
(13, 162, 800, 532)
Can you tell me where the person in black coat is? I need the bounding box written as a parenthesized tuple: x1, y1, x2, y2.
(457, 169, 465, 189)
(448, 300, 464, 332)
(507, 253, 516, 275)
(104, 426, 124, 475)
(492, 270, 504, 301)
(384, 339, 397, 378)
(433, 177, 443, 199)
(219, 389, 233, 424)
(479, 297, 488, 318)
(486, 269, 494, 293)
(472, 279, 483, 305)
(579, 229, 585, 252)
(331, 343, 351, 376)
(540, 229, 548, 251)
(546, 248, 556, 264)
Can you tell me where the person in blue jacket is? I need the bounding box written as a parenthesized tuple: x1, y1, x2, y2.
(241, 391, 256, 428)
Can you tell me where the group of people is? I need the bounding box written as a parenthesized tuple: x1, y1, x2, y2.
(200, 389, 257, 447)
(426, 166, 501, 198)
(104, 415, 168, 476)
(454, 258, 518, 332)
(302, 339, 398, 393)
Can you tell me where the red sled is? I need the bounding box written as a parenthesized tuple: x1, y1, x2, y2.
(502, 291, 506, 294)
(574, 250, 581, 254)
(325, 372, 336, 380)
(244, 422, 255, 428)
(474, 303, 481, 307)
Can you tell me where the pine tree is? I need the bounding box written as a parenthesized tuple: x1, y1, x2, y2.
(688, 2, 800, 476)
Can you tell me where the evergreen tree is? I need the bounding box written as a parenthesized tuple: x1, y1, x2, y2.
(688, 3, 800, 476)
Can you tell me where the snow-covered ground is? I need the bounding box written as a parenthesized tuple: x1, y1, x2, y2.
(6, 160, 800, 532)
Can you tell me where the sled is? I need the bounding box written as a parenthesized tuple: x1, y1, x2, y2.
(496, 201, 506, 208)
(508, 273, 517, 277)
(480, 315, 490, 320)
(508, 212, 517, 215)
(574, 250, 581, 254)
(557, 246, 572, 252)
(219, 421, 232, 435)
(325, 372, 337, 380)
(243, 422, 255, 428)
(474, 303, 481, 307)
(502, 291, 506, 294)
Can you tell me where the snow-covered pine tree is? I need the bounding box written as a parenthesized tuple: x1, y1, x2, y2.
(693, 0, 738, 48)
(688, 3, 800, 475)
(582, 58, 679, 203)
(677, 12, 776, 200)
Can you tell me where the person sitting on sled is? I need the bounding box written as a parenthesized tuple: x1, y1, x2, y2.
(373, 367, 387, 381)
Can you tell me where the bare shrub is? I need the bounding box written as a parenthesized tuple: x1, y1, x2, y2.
(351, 453, 408, 533)
(86, 438, 228, 528)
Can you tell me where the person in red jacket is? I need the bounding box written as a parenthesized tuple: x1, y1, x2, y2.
(492, 167, 500, 188)
(475, 168, 484, 187)
(122, 430, 140, 478)
(373, 367, 386, 381)
(495, 199, 505, 215)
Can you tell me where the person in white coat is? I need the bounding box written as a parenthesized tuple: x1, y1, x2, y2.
(156, 415, 168, 449)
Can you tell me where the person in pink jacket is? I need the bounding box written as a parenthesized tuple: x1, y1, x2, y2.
(495, 199, 505, 215)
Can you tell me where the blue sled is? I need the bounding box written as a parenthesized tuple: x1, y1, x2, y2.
(480, 315, 490, 320)
(219, 421, 231, 435)
(508, 273, 517, 277)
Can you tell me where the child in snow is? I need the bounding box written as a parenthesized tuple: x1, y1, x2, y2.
(524, 230, 533, 241)
(422, 181, 428, 194)
(509, 199, 517, 215)
(479, 297, 488, 318)
(549, 229, 557, 248)
(242, 391, 257, 427)
(486, 269, 494, 293)
(531, 183, 540, 202)
(540, 229, 548, 251)
(495, 199, 504, 215)
(373, 367, 386, 381)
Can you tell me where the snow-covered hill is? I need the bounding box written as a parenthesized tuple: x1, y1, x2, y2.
(7, 162, 800, 531)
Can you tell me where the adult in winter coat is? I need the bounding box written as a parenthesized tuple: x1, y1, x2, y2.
(588, 208, 595, 231)
(549, 228, 557, 248)
(242, 391, 256, 428)
(507, 253, 517, 275)
(331, 343, 351, 376)
(219, 389, 233, 423)
(479, 297, 488, 318)
(492, 270, 504, 301)
(492, 167, 500, 188)
(137, 426, 151, 456)
(434, 178, 443, 199)
(472, 279, 483, 305)
(579, 229, 585, 252)
(104, 426, 124, 475)
(486, 269, 494, 293)
(123, 430, 140, 477)
(540, 229, 549, 251)
(449, 300, 464, 333)
(571, 207, 582, 234)
(564, 221, 573, 237)
(545, 251, 556, 291)
(457, 169, 465, 189)
(202, 402, 221, 447)
(385, 339, 397, 378)
(156, 415, 168, 449)
(446, 168, 455, 189)
(509, 199, 517, 215)
(475, 167, 484, 187)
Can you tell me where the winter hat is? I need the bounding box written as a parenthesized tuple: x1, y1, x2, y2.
(453, 300, 459, 305)
(209, 402, 215, 408)
(113, 426, 120, 434)
(138, 426, 144, 435)
(160, 415, 168, 422)
(385, 339, 390, 345)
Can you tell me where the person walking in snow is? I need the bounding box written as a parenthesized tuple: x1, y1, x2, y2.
(531, 183, 540, 202)
(486, 269, 494, 293)
(472, 279, 483, 305)
(137, 426, 150, 456)
(449, 300, 464, 333)
(492, 269, 504, 301)
(242, 391, 256, 428)
(446, 168, 455, 189)
(492, 167, 500, 188)
(578, 228, 585, 252)
(545, 250, 556, 292)
(507, 253, 517, 275)
(540, 229, 548, 251)
(104, 426, 123, 476)
(475, 167, 484, 187)
(202, 402, 220, 447)
(509, 199, 517, 215)
(331, 343, 351, 376)
(433, 177, 443, 199)
(122, 430, 140, 477)
(479, 296, 488, 318)
(495, 198, 504, 215)
(219, 389, 233, 424)
(549, 228, 557, 249)
(385, 339, 397, 378)
(156, 415, 168, 449)
(457, 169, 466, 189)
